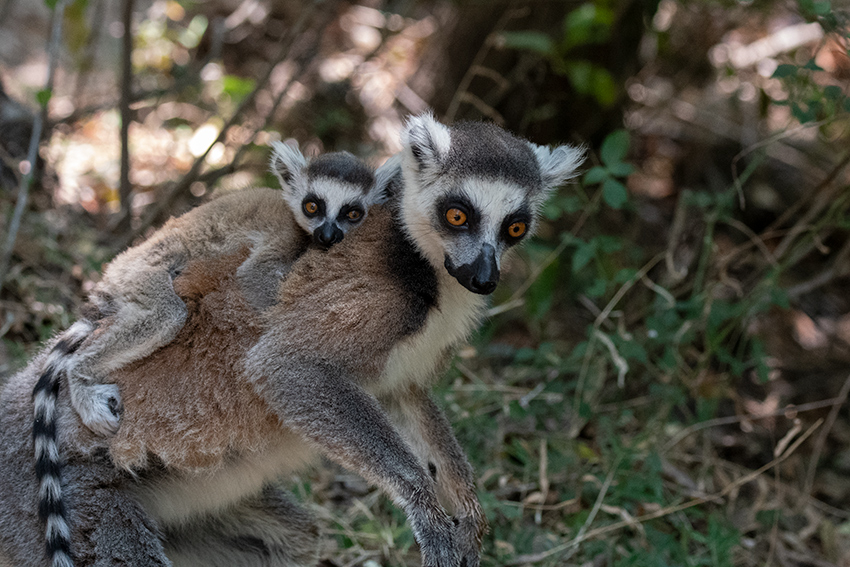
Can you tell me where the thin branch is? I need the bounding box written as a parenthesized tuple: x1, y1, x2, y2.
(445, 5, 529, 122)
(117, 0, 135, 233)
(71, 0, 107, 100)
(0, 0, 69, 289)
(786, 236, 850, 299)
(771, 149, 850, 261)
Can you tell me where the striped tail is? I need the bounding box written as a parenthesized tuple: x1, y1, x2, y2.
(32, 321, 93, 567)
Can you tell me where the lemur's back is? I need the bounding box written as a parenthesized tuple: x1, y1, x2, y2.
(108, 245, 281, 471)
(98, 187, 307, 288)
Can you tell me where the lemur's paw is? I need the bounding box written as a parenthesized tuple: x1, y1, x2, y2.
(77, 384, 123, 436)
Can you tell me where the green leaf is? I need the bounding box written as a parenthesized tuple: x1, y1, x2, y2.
(614, 268, 638, 283)
(771, 64, 797, 78)
(602, 178, 628, 209)
(566, 60, 594, 95)
(585, 277, 607, 297)
(791, 102, 816, 123)
(595, 235, 623, 254)
(600, 129, 630, 167)
(844, 97, 850, 112)
(562, 3, 614, 50)
(583, 166, 608, 185)
(812, 0, 832, 15)
(823, 85, 843, 100)
(222, 75, 256, 102)
(499, 31, 555, 55)
(36, 88, 53, 107)
(543, 194, 584, 219)
(616, 338, 648, 364)
(607, 162, 635, 178)
(803, 58, 824, 71)
(572, 240, 596, 273)
(44, 0, 58, 8)
(591, 67, 618, 108)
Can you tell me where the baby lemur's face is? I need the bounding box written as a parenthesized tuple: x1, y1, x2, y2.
(271, 143, 382, 249)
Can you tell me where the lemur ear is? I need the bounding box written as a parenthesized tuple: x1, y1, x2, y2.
(371, 153, 403, 204)
(269, 141, 308, 193)
(528, 142, 586, 193)
(402, 113, 451, 177)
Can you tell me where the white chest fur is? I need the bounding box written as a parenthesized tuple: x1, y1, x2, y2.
(133, 431, 317, 526)
(376, 273, 487, 395)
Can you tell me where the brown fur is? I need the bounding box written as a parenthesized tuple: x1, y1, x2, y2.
(109, 248, 280, 471)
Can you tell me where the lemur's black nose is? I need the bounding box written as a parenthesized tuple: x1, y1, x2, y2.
(470, 277, 497, 295)
(445, 245, 500, 295)
(314, 223, 344, 248)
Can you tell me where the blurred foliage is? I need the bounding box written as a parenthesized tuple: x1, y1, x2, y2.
(2, 0, 850, 565)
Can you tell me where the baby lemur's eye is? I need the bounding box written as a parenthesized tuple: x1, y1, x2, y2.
(347, 209, 363, 222)
(445, 208, 467, 227)
(303, 201, 319, 216)
(507, 221, 526, 238)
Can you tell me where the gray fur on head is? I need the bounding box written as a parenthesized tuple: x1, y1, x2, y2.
(402, 112, 584, 198)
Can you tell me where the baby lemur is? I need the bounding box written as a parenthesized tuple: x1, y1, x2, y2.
(1, 114, 584, 567)
(38, 142, 385, 439)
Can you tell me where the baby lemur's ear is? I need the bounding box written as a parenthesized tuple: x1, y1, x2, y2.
(401, 112, 451, 184)
(270, 141, 308, 194)
(371, 153, 403, 204)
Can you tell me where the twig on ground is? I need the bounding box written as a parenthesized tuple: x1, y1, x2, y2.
(802, 372, 850, 500)
(534, 438, 549, 525)
(662, 395, 846, 454)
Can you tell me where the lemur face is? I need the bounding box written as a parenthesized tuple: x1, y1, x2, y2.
(271, 144, 379, 249)
(400, 114, 585, 295)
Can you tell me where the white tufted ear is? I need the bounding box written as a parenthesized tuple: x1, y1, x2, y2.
(269, 141, 308, 195)
(401, 112, 451, 181)
(528, 142, 586, 194)
(372, 153, 403, 204)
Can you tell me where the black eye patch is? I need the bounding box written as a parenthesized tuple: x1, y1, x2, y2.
(500, 208, 532, 245)
(338, 204, 365, 223)
(436, 194, 479, 233)
(302, 194, 326, 218)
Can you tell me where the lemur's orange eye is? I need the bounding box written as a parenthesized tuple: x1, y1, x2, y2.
(303, 201, 318, 215)
(508, 221, 527, 238)
(347, 209, 362, 221)
(446, 208, 467, 227)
